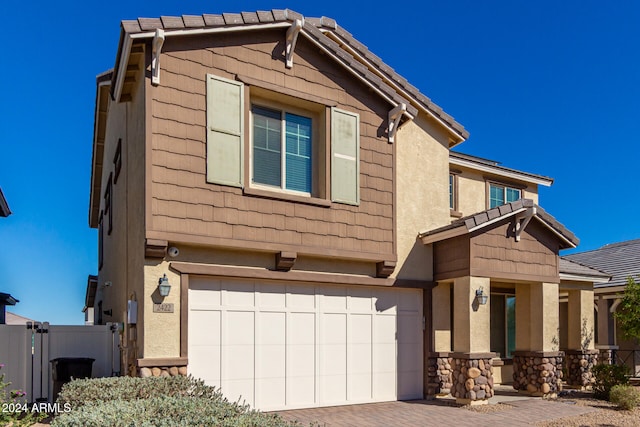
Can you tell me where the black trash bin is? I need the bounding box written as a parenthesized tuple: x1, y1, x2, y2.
(51, 357, 94, 402)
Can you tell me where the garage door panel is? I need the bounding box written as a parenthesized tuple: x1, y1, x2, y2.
(372, 289, 397, 314)
(350, 288, 373, 311)
(189, 310, 221, 346)
(258, 312, 286, 345)
(222, 379, 254, 406)
(290, 312, 315, 345)
(374, 315, 396, 343)
(257, 377, 285, 409)
(288, 376, 315, 406)
(286, 285, 315, 308)
(350, 372, 372, 400)
(189, 345, 221, 384)
(258, 283, 286, 308)
(350, 343, 372, 374)
(397, 314, 421, 344)
(223, 281, 255, 306)
(321, 285, 347, 310)
(373, 372, 396, 399)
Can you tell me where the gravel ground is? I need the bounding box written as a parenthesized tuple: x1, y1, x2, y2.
(536, 390, 640, 427)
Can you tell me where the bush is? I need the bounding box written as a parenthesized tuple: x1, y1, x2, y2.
(52, 376, 300, 427)
(610, 385, 640, 410)
(57, 375, 223, 408)
(592, 364, 630, 400)
(0, 362, 46, 427)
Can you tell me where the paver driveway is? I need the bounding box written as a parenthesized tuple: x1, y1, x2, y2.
(274, 398, 597, 426)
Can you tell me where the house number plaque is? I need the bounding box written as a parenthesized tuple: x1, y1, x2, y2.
(153, 303, 174, 313)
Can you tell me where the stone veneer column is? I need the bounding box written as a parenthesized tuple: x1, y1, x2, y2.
(425, 352, 452, 398)
(139, 365, 188, 378)
(565, 349, 598, 389)
(450, 352, 496, 404)
(451, 276, 495, 405)
(512, 351, 563, 397)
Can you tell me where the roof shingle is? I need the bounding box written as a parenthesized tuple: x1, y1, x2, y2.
(565, 239, 640, 289)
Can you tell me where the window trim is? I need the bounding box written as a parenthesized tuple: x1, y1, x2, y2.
(98, 211, 104, 271)
(486, 180, 523, 209)
(244, 87, 328, 202)
(113, 139, 122, 184)
(104, 173, 113, 235)
(449, 170, 462, 217)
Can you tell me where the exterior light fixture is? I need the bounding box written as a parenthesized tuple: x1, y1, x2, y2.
(475, 287, 488, 305)
(158, 274, 171, 297)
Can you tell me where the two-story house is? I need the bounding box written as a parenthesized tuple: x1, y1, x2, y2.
(88, 9, 606, 409)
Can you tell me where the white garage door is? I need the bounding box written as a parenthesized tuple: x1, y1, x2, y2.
(188, 277, 423, 411)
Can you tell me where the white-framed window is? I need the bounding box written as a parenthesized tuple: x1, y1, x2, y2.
(251, 105, 312, 194)
(489, 183, 521, 208)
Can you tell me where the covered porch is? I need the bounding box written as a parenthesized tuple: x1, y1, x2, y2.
(419, 200, 600, 404)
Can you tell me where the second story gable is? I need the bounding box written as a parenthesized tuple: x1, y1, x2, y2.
(90, 9, 469, 268)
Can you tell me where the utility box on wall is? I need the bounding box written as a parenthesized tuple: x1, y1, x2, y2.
(127, 300, 137, 325)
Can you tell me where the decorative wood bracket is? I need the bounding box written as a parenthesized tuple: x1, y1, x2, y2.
(285, 19, 303, 69)
(610, 298, 622, 313)
(151, 28, 165, 86)
(514, 207, 536, 242)
(276, 251, 297, 271)
(388, 103, 407, 143)
(145, 238, 168, 258)
(376, 260, 396, 278)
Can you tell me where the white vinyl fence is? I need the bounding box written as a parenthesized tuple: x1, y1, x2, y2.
(0, 323, 119, 402)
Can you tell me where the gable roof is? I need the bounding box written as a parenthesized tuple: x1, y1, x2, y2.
(0, 187, 11, 217)
(5, 311, 37, 325)
(564, 239, 640, 289)
(111, 9, 468, 142)
(418, 199, 579, 249)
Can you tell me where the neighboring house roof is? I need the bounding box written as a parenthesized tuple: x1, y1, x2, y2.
(0, 292, 19, 305)
(450, 152, 554, 187)
(89, 71, 113, 227)
(564, 239, 640, 289)
(5, 311, 36, 325)
(0, 187, 11, 217)
(111, 9, 468, 140)
(559, 258, 610, 284)
(418, 199, 579, 249)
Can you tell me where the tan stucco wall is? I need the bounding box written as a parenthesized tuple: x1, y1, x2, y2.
(453, 276, 491, 353)
(567, 289, 595, 350)
(96, 66, 146, 372)
(432, 282, 451, 352)
(394, 115, 451, 281)
(142, 261, 181, 358)
(516, 282, 559, 352)
(454, 168, 539, 218)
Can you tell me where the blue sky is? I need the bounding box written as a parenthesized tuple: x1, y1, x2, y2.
(0, 1, 638, 324)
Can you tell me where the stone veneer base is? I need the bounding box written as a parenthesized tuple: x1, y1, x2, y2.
(139, 365, 188, 378)
(512, 351, 563, 397)
(425, 352, 452, 398)
(565, 349, 598, 389)
(450, 352, 496, 404)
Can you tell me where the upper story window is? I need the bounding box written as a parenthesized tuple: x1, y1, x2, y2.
(449, 173, 456, 210)
(252, 105, 312, 195)
(489, 183, 521, 208)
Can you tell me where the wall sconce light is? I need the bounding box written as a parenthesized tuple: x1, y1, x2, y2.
(158, 274, 171, 297)
(475, 287, 488, 305)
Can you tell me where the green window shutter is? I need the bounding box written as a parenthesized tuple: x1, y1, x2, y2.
(206, 74, 244, 187)
(331, 108, 360, 205)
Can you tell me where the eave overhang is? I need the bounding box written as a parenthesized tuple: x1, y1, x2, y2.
(0, 292, 18, 306)
(450, 152, 554, 187)
(419, 199, 578, 249)
(89, 70, 112, 229)
(83, 275, 98, 312)
(0, 188, 11, 217)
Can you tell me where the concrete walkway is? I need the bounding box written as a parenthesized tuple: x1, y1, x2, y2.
(274, 397, 597, 426)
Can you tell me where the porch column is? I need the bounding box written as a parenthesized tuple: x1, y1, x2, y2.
(451, 276, 495, 405)
(596, 297, 618, 365)
(513, 282, 563, 397)
(565, 289, 598, 388)
(426, 283, 453, 398)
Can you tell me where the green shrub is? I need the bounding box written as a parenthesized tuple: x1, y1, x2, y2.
(0, 362, 46, 427)
(57, 375, 223, 408)
(610, 385, 640, 410)
(52, 376, 301, 427)
(592, 364, 630, 400)
(51, 396, 298, 427)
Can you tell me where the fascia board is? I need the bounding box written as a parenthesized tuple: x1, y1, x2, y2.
(449, 156, 553, 187)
